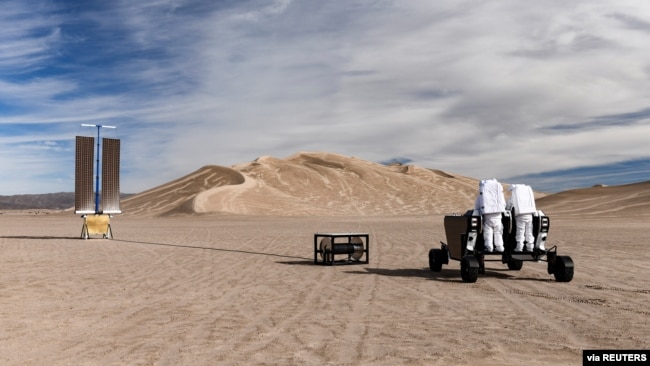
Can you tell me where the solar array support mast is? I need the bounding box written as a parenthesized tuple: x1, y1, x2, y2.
(75, 124, 120, 239)
(81, 124, 116, 213)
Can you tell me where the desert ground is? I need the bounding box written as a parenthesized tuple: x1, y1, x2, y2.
(1, 153, 649, 365)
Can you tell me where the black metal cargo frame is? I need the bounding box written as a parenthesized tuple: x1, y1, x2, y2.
(314, 233, 369, 265)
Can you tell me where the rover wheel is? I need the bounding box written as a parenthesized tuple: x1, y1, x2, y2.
(553, 255, 574, 282)
(429, 249, 443, 272)
(507, 259, 523, 271)
(460, 255, 479, 283)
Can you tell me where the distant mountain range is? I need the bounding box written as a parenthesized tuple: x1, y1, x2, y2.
(0, 192, 75, 210)
(0, 193, 133, 210)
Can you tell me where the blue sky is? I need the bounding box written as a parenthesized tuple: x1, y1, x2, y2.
(1, 0, 649, 194)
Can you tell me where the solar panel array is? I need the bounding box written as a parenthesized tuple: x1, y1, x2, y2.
(75, 135, 122, 214)
(101, 138, 121, 214)
(75, 136, 96, 214)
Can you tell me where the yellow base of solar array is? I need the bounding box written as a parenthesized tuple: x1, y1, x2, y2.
(80, 214, 113, 239)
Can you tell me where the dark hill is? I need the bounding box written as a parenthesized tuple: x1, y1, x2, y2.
(0, 192, 75, 210)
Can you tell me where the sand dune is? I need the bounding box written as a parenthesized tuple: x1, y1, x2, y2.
(122, 152, 649, 218)
(122, 165, 245, 216)
(537, 181, 650, 218)
(124, 152, 484, 217)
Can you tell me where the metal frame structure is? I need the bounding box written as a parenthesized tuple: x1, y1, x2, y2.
(314, 232, 369, 265)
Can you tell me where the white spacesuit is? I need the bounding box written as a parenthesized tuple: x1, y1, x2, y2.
(474, 179, 506, 252)
(507, 184, 540, 252)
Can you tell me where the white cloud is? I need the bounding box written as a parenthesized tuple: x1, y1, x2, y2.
(1, 0, 650, 194)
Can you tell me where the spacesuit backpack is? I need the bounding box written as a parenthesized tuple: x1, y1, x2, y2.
(477, 179, 506, 215)
(509, 184, 537, 215)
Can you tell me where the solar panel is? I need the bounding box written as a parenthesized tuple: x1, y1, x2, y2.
(101, 138, 121, 214)
(75, 136, 95, 214)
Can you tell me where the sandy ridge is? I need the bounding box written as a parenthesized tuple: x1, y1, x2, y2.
(123, 152, 482, 217)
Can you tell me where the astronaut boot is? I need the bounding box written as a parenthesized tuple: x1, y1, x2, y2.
(514, 242, 524, 252)
(484, 245, 493, 253)
(494, 238, 505, 252)
(525, 244, 534, 252)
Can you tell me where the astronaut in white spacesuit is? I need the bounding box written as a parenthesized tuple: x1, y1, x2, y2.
(474, 179, 506, 252)
(507, 184, 542, 252)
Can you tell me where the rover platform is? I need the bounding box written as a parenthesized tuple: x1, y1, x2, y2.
(429, 210, 574, 283)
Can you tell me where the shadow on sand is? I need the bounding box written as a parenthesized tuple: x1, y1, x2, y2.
(341, 266, 555, 283)
(345, 267, 435, 279)
(0, 235, 80, 240)
(112, 238, 311, 261)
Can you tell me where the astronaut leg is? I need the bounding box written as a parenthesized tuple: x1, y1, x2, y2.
(514, 215, 525, 251)
(483, 224, 494, 252)
(523, 216, 543, 250)
(522, 215, 535, 251)
(493, 219, 504, 252)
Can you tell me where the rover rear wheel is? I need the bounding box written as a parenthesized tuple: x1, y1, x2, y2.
(553, 255, 574, 282)
(429, 249, 443, 272)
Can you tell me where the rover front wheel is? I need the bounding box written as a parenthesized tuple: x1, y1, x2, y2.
(507, 259, 523, 271)
(461, 255, 479, 283)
